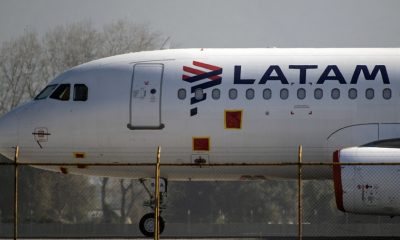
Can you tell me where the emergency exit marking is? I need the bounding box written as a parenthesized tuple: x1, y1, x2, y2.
(193, 137, 210, 151)
(225, 110, 243, 129)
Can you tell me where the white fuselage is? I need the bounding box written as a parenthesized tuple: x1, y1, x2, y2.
(0, 48, 399, 180)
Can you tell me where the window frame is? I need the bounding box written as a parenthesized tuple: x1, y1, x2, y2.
(383, 88, 392, 100)
(34, 84, 58, 100)
(177, 88, 186, 100)
(245, 88, 255, 100)
(331, 88, 340, 100)
(194, 88, 204, 101)
(297, 88, 306, 100)
(49, 84, 71, 101)
(348, 88, 357, 100)
(314, 88, 323, 100)
(365, 88, 374, 100)
(229, 88, 238, 100)
(211, 88, 220, 100)
(263, 88, 272, 100)
(280, 88, 289, 100)
(73, 84, 88, 101)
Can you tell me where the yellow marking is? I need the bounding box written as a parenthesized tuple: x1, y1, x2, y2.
(192, 136, 211, 152)
(224, 109, 243, 130)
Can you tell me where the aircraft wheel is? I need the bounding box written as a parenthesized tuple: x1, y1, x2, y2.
(139, 213, 165, 237)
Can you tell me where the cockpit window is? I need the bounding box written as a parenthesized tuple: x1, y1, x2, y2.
(74, 84, 88, 101)
(50, 84, 70, 101)
(34, 84, 58, 100)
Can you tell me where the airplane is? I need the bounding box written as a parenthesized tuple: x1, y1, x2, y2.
(1, 48, 400, 236)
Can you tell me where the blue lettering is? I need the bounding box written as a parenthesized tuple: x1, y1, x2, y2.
(351, 65, 390, 84)
(289, 65, 318, 84)
(234, 66, 255, 84)
(259, 65, 288, 84)
(317, 65, 346, 84)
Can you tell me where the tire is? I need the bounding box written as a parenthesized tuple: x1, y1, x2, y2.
(139, 213, 165, 237)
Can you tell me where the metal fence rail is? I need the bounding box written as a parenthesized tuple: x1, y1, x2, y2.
(2, 145, 400, 239)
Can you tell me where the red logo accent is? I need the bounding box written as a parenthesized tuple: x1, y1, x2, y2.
(182, 61, 223, 116)
(183, 61, 222, 81)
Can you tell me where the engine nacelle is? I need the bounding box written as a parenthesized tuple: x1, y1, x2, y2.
(333, 147, 400, 216)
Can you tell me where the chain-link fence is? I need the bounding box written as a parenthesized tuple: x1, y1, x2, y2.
(2, 148, 400, 239)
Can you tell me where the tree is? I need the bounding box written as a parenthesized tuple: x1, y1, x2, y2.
(167, 180, 297, 224)
(119, 179, 135, 223)
(0, 30, 42, 113)
(43, 21, 101, 77)
(99, 177, 146, 224)
(100, 21, 161, 57)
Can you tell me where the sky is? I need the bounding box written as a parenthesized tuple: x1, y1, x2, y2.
(0, 0, 400, 48)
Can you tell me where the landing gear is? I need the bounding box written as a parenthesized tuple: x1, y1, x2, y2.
(139, 178, 168, 237)
(139, 213, 165, 237)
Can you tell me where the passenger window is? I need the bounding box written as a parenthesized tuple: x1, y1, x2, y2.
(74, 84, 88, 101)
(35, 84, 58, 100)
(263, 88, 272, 100)
(297, 88, 306, 100)
(194, 88, 204, 101)
(348, 88, 357, 100)
(178, 89, 186, 100)
(314, 88, 323, 100)
(212, 88, 220, 100)
(229, 88, 237, 100)
(280, 88, 289, 100)
(246, 88, 255, 100)
(331, 88, 340, 100)
(50, 84, 70, 101)
(383, 88, 391, 100)
(365, 88, 374, 100)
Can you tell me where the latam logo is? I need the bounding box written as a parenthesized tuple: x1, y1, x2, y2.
(182, 61, 222, 116)
(182, 62, 390, 116)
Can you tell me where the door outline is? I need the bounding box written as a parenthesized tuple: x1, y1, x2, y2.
(127, 63, 165, 130)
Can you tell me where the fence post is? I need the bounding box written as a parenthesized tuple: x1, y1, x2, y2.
(297, 145, 303, 240)
(154, 146, 161, 240)
(13, 146, 19, 240)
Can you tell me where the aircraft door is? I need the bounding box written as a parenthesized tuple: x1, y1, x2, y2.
(128, 64, 164, 130)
